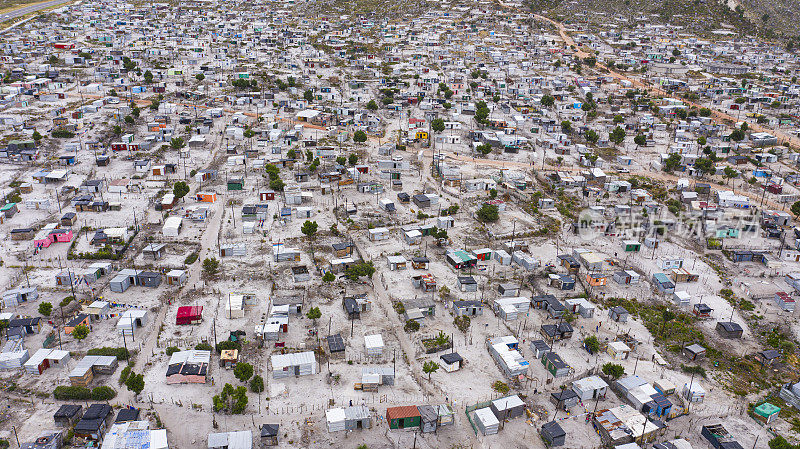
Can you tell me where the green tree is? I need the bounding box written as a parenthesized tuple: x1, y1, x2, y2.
(113, 125, 121, 135)
(38, 302, 52, 317)
(304, 89, 314, 102)
(233, 363, 254, 382)
(422, 360, 439, 379)
(124, 115, 134, 125)
(613, 114, 624, 124)
(609, 126, 626, 146)
(250, 375, 264, 393)
(693, 157, 714, 176)
(723, 166, 738, 183)
(348, 153, 359, 165)
(202, 257, 220, 276)
(366, 99, 378, 110)
(306, 306, 321, 324)
(584, 335, 600, 353)
(32, 130, 42, 141)
(699, 107, 711, 117)
(301, 220, 318, 240)
(173, 181, 189, 199)
(489, 188, 498, 199)
(143, 70, 153, 83)
(633, 134, 646, 147)
(431, 118, 445, 133)
(195, 73, 205, 82)
(476, 203, 499, 222)
(585, 129, 599, 144)
(663, 153, 682, 172)
(476, 143, 492, 155)
(269, 178, 285, 191)
(730, 129, 745, 141)
(540, 95, 554, 107)
(561, 120, 572, 134)
(353, 130, 367, 143)
(345, 262, 376, 281)
(322, 271, 335, 282)
(170, 138, 186, 151)
(602, 363, 625, 379)
(125, 373, 145, 395)
(791, 200, 800, 218)
(72, 324, 90, 340)
(697, 136, 707, 146)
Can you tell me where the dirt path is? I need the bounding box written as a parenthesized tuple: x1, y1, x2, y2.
(523, 10, 800, 149)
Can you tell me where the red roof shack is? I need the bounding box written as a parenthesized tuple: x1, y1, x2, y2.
(176, 306, 203, 325)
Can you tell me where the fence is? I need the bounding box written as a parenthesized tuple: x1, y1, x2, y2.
(464, 400, 493, 435)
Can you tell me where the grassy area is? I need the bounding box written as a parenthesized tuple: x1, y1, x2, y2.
(0, 0, 48, 14)
(602, 296, 794, 396)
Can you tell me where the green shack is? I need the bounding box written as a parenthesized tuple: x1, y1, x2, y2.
(227, 178, 244, 191)
(387, 406, 421, 429)
(753, 402, 780, 424)
(622, 240, 641, 252)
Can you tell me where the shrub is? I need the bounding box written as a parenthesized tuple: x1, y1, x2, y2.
(72, 324, 90, 340)
(54, 385, 91, 400)
(87, 347, 130, 361)
(250, 375, 264, 393)
(492, 381, 509, 394)
(454, 316, 470, 333)
(195, 342, 213, 351)
(59, 295, 74, 307)
(91, 386, 116, 401)
(38, 302, 52, 316)
(602, 363, 625, 379)
(476, 203, 499, 222)
(234, 363, 254, 382)
(165, 346, 181, 356)
(404, 320, 420, 332)
(216, 340, 241, 353)
(583, 335, 600, 353)
(184, 252, 199, 265)
(51, 129, 75, 138)
(125, 373, 145, 395)
(119, 365, 132, 385)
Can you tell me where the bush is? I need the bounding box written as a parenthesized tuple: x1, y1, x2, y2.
(476, 203, 499, 222)
(681, 364, 707, 378)
(87, 347, 130, 361)
(72, 324, 90, 340)
(492, 381, 509, 394)
(216, 340, 241, 353)
(234, 363, 254, 382)
(602, 363, 625, 379)
(54, 385, 91, 400)
(119, 365, 132, 385)
(165, 346, 181, 356)
(38, 302, 52, 316)
(454, 316, 470, 333)
(195, 342, 213, 351)
(51, 129, 75, 138)
(584, 335, 600, 354)
(250, 375, 265, 393)
(393, 301, 405, 315)
(125, 373, 145, 395)
(91, 386, 116, 401)
(59, 296, 74, 307)
(404, 320, 420, 332)
(184, 252, 199, 265)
